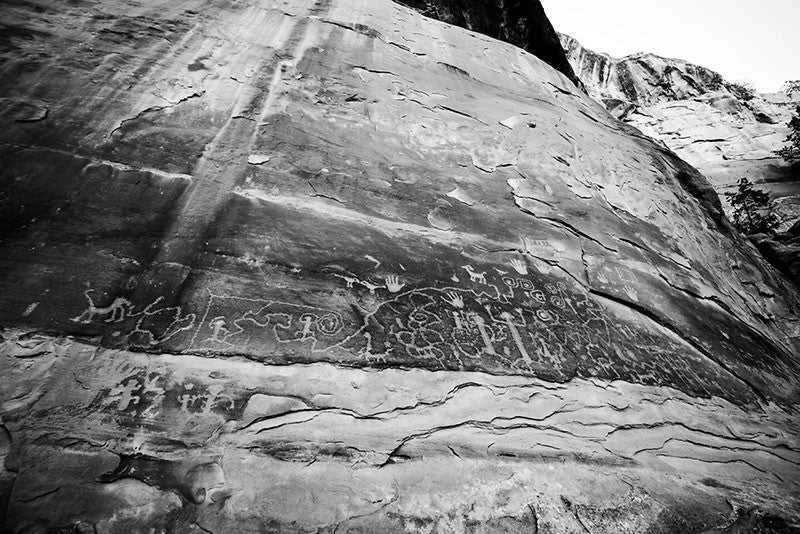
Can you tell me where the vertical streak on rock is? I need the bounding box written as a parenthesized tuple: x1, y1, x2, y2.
(136, 4, 331, 302)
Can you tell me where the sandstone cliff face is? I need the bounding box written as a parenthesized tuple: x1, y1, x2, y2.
(560, 33, 800, 227)
(1, 1, 799, 532)
(395, 0, 582, 87)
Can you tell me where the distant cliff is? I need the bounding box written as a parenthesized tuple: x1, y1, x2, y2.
(560, 33, 800, 230)
(394, 0, 582, 87)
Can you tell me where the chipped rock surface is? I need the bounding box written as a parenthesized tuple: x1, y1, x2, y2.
(561, 33, 800, 227)
(0, 0, 799, 532)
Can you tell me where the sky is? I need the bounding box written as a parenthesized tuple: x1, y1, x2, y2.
(540, 0, 800, 93)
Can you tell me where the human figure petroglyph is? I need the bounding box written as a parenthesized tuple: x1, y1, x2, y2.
(298, 314, 317, 340)
(191, 293, 345, 352)
(462, 265, 486, 284)
(108, 378, 142, 411)
(199, 384, 235, 416)
(469, 313, 496, 356)
(209, 316, 230, 343)
(452, 311, 465, 330)
(500, 311, 532, 366)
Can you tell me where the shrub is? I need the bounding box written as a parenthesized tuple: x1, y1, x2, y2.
(777, 104, 800, 163)
(726, 80, 756, 101)
(724, 178, 779, 235)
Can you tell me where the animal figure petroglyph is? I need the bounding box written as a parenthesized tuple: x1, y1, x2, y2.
(72, 290, 134, 324)
(332, 272, 382, 294)
(360, 280, 382, 295)
(462, 265, 486, 284)
(332, 273, 359, 288)
(72, 289, 196, 349)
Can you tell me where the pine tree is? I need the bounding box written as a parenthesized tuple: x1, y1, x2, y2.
(724, 178, 779, 235)
(777, 104, 800, 163)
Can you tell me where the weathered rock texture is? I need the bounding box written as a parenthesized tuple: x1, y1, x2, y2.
(394, 0, 581, 87)
(560, 33, 800, 228)
(1, 0, 799, 532)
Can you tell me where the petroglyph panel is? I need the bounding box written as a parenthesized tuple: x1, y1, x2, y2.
(189, 293, 349, 353)
(89, 369, 242, 430)
(70, 257, 757, 403)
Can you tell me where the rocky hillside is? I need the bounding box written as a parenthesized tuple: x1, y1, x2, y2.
(1, 0, 799, 532)
(560, 33, 800, 228)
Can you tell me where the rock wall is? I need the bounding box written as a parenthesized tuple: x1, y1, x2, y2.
(394, 0, 582, 87)
(1, 0, 799, 532)
(560, 33, 800, 228)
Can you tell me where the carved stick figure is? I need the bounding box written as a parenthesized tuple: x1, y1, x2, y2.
(299, 314, 314, 339)
(209, 316, 228, 342)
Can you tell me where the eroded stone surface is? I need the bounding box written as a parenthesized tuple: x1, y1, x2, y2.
(0, 0, 799, 531)
(560, 33, 800, 228)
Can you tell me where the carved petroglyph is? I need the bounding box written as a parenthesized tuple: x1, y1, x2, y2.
(74, 256, 736, 399)
(332, 272, 385, 294)
(462, 265, 486, 284)
(72, 291, 134, 323)
(190, 293, 346, 352)
(616, 267, 636, 284)
(332, 273, 359, 289)
(98, 371, 238, 423)
(72, 289, 196, 349)
(510, 258, 528, 275)
(623, 285, 639, 302)
(500, 310, 532, 366)
(443, 292, 464, 309)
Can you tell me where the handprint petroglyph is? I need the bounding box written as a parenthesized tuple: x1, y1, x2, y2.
(443, 292, 464, 308)
(510, 258, 528, 275)
(385, 275, 406, 293)
(623, 285, 639, 302)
